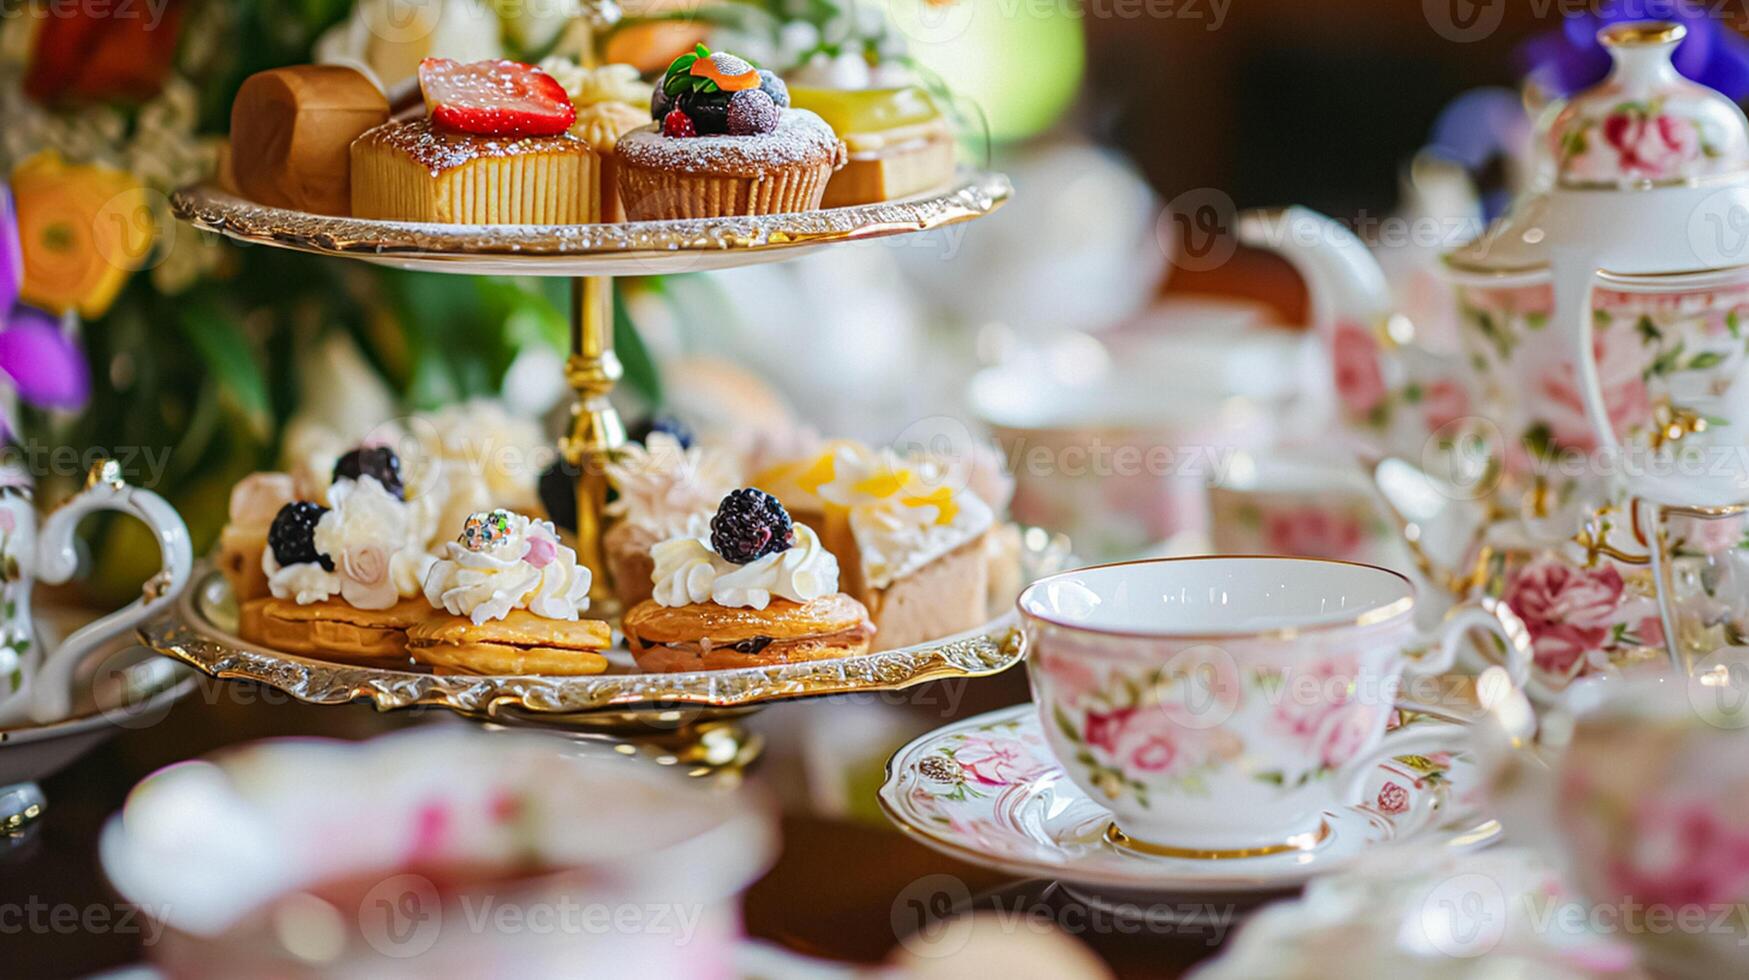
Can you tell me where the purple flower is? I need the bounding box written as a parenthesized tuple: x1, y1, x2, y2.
(1427, 87, 1531, 220)
(0, 184, 89, 440)
(1517, 1, 1749, 100)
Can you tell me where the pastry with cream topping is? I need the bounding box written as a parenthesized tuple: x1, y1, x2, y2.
(350, 58, 596, 223)
(238, 476, 438, 664)
(602, 431, 742, 611)
(758, 442, 994, 651)
(216, 471, 297, 602)
(407, 509, 611, 675)
(617, 44, 845, 219)
(622, 489, 874, 672)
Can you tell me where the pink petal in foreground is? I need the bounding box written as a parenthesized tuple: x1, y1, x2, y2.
(0, 309, 90, 410)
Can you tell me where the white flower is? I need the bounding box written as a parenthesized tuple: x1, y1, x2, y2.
(313, 478, 434, 610)
(314, 0, 504, 94)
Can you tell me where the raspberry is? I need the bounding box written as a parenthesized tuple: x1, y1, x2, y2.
(333, 446, 404, 499)
(268, 501, 332, 571)
(663, 109, 697, 138)
(710, 488, 793, 564)
(727, 89, 778, 136)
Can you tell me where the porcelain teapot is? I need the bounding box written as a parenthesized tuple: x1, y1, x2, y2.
(1242, 21, 1749, 699)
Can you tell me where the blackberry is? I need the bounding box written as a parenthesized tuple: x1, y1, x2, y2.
(268, 501, 333, 571)
(675, 89, 731, 135)
(627, 414, 694, 449)
(538, 457, 580, 534)
(756, 69, 789, 109)
(333, 446, 404, 499)
(727, 89, 778, 136)
(710, 488, 793, 564)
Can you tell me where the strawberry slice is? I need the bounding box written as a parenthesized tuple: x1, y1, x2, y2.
(419, 58, 576, 138)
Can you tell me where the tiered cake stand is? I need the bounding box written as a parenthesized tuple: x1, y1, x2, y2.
(150, 172, 1025, 772)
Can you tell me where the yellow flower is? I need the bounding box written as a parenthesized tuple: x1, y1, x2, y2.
(10, 151, 153, 319)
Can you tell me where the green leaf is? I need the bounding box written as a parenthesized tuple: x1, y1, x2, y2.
(177, 302, 272, 439)
(1688, 350, 1726, 371)
(1052, 704, 1081, 744)
(614, 286, 663, 406)
(1636, 316, 1662, 344)
(1730, 310, 1742, 339)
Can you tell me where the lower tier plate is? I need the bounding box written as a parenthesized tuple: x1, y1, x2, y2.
(137, 528, 1069, 719)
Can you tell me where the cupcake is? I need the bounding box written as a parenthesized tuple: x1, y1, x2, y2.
(350, 58, 596, 224)
(541, 59, 652, 222)
(602, 431, 741, 610)
(409, 510, 611, 676)
(241, 475, 438, 665)
(616, 45, 846, 219)
(622, 489, 875, 672)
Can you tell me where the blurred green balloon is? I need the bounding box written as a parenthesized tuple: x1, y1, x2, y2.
(891, 0, 1086, 143)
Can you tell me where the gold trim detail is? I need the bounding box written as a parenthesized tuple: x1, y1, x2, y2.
(1599, 21, 1686, 47)
(1017, 554, 1416, 641)
(1104, 820, 1332, 860)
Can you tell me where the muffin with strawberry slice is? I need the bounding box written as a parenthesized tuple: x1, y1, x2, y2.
(351, 58, 596, 224)
(616, 45, 846, 220)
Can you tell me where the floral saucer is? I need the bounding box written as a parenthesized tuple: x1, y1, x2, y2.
(878, 705, 1500, 899)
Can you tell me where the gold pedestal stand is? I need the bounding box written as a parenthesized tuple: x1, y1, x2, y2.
(561, 275, 625, 611)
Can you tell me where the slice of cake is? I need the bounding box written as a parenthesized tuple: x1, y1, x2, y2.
(766, 442, 994, 652)
(349, 58, 595, 224)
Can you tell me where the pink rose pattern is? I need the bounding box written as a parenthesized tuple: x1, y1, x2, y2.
(1262, 506, 1368, 562)
(1560, 103, 1706, 183)
(1607, 801, 1749, 911)
(1376, 781, 1410, 815)
(1501, 558, 1626, 679)
(1420, 379, 1471, 435)
(1332, 321, 1387, 419)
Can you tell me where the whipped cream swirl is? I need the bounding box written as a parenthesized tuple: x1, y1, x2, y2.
(651, 523, 837, 611)
(606, 433, 741, 539)
(423, 511, 592, 624)
(263, 476, 434, 609)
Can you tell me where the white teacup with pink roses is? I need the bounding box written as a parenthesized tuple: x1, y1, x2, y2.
(1019, 556, 1532, 856)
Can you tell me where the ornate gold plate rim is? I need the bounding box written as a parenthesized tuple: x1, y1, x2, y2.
(168, 170, 1011, 268)
(137, 530, 1066, 719)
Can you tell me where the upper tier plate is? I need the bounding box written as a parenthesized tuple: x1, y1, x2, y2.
(169, 170, 1011, 277)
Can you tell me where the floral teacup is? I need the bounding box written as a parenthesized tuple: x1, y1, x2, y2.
(1018, 556, 1531, 856)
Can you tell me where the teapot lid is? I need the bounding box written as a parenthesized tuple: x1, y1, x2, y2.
(1445, 22, 1749, 277)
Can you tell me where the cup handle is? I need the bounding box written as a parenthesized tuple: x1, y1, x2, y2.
(1406, 596, 1533, 693)
(27, 460, 191, 724)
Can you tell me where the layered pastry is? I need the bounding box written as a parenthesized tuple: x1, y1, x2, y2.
(410, 510, 610, 675)
(350, 58, 596, 224)
(541, 59, 652, 222)
(240, 472, 437, 664)
(617, 45, 846, 219)
(216, 471, 297, 602)
(759, 442, 994, 651)
(602, 431, 741, 610)
(788, 86, 955, 206)
(623, 489, 875, 671)
(229, 65, 390, 215)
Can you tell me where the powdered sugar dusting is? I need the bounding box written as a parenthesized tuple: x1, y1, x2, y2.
(616, 109, 845, 177)
(359, 119, 587, 175)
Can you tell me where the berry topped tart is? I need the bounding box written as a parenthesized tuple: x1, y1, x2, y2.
(350, 58, 597, 224)
(236, 469, 439, 665)
(622, 489, 875, 672)
(616, 45, 847, 220)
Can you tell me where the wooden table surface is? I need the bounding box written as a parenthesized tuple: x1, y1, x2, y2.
(0, 663, 1228, 979)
